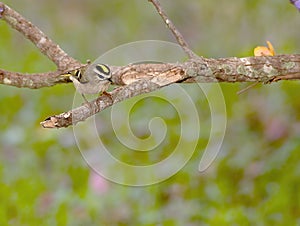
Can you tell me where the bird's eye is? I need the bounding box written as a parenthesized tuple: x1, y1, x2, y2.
(74, 70, 82, 79)
(93, 64, 111, 80)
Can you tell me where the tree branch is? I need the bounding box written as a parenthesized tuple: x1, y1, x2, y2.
(148, 0, 197, 59)
(1, 2, 300, 129)
(0, 2, 82, 71)
(41, 55, 300, 128)
(0, 69, 71, 88)
(40, 80, 161, 128)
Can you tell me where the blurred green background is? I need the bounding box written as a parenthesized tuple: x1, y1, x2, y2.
(1, 0, 300, 225)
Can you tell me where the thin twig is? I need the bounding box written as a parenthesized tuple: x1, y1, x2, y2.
(0, 2, 82, 71)
(237, 82, 259, 95)
(148, 0, 197, 59)
(268, 72, 300, 82)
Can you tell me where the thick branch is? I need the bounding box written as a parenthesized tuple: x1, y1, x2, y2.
(183, 54, 300, 83)
(41, 55, 300, 128)
(2, 54, 300, 89)
(1, 2, 300, 129)
(0, 69, 71, 88)
(40, 80, 161, 128)
(113, 54, 300, 85)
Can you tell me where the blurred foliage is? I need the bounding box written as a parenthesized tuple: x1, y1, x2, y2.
(1, 0, 300, 225)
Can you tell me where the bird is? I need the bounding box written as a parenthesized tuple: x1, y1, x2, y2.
(66, 63, 112, 103)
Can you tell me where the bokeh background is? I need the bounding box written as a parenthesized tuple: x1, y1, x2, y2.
(1, 0, 300, 225)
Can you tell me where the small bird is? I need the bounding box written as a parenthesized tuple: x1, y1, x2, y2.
(67, 63, 112, 102)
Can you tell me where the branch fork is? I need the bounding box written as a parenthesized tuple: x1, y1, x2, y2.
(0, 1, 299, 128)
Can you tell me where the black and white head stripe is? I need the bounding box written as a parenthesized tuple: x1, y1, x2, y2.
(93, 64, 111, 80)
(74, 69, 82, 80)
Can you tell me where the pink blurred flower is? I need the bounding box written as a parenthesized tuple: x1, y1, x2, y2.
(264, 117, 288, 142)
(89, 171, 110, 194)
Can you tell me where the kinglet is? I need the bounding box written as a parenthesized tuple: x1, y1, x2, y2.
(67, 63, 112, 102)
